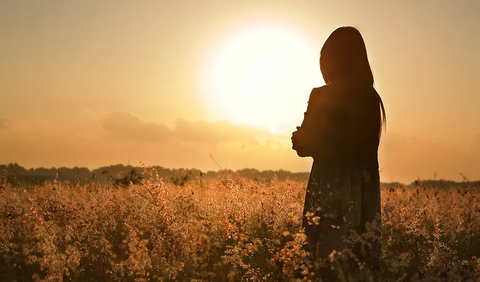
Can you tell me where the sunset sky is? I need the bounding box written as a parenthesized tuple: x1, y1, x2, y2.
(1, 0, 479, 183)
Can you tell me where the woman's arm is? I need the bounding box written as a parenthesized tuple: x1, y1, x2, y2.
(292, 88, 322, 157)
(292, 86, 338, 159)
(291, 126, 309, 157)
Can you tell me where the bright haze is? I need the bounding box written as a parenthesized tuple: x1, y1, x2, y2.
(1, 1, 479, 183)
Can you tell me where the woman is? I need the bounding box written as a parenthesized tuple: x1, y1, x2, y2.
(292, 26, 386, 279)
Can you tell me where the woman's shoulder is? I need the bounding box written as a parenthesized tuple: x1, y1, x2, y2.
(309, 85, 339, 107)
(309, 85, 331, 103)
(312, 84, 377, 101)
(310, 85, 330, 96)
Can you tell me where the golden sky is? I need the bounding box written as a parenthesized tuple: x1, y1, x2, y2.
(1, 0, 479, 183)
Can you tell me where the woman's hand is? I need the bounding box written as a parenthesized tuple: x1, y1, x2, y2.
(292, 126, 312, 157)
(292, 126, 305, 151)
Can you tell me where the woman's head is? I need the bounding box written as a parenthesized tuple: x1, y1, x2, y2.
(320, 26, 373, 85)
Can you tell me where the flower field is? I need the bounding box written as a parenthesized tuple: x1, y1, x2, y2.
(1, 168, 480, 281)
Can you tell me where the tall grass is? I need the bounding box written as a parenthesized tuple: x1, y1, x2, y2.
(0, 168, 479, 281)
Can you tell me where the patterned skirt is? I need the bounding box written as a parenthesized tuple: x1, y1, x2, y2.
(302, 162, 382, 278)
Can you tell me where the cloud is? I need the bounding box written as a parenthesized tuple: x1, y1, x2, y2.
(102, 112, 278, 145)
(174, 118, 272, 144)
(102, 112, 171, 142)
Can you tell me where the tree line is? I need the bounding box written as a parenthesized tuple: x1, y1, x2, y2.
(0, 163, 310, 187)
(1, 163, 478, 189)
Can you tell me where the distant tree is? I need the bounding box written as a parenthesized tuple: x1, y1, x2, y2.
(102, 168, 143, 188)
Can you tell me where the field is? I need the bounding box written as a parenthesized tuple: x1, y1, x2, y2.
(1, 168, 480, 282)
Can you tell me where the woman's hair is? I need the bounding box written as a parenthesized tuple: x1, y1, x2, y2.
(320, 26, 386, 134)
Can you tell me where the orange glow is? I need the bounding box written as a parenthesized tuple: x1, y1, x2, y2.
(1, 1, 480, 183)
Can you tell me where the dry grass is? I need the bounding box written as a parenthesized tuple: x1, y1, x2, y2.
(0, 167, 479, 281)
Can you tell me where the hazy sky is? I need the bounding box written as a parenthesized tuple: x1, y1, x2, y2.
(1, 0, 479, 183)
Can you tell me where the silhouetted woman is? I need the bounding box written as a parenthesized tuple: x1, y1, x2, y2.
(292, 26, 385, 280)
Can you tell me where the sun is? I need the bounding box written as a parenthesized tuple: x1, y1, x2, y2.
(205, 26, 322, 132)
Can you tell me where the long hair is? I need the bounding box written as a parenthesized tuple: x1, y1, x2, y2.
(320, 26, 386, 135)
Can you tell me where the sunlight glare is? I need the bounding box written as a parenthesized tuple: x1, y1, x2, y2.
(206, 26, 321, 132)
